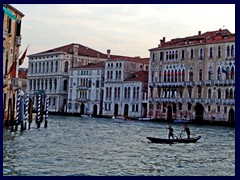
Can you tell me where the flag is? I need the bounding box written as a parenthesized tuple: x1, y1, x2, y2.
(6, 61, 17, 79)
(19, 45, 29, 66)
(222, 67, 229, 75)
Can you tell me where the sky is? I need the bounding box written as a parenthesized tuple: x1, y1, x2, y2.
(11, 4, 235, 68)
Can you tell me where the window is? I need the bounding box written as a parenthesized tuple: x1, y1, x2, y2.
(218, 46, 221, 58)
(226, 46, 230, 57)
(217, 67, 221, 80)
(188, 102, 192, 110)
(209, 47, 213, 59)
(190, 49, 194, 59)
(208, 106, 211, 112)
(231, 45, 234, 57)
(199, 48, 203, 59)
(64, 61, 69, 73)
(199, 69, 203, 81)
(217, 106, 220, 112)
(181, 50, 185, 59)
(218, 88, 221, 99)
(152, 53, 155, 61)
(56, 61, 58, 72)
(208, 89, 212, 99)
(198, 87, 202, 98)
(160, 52, 164, 60)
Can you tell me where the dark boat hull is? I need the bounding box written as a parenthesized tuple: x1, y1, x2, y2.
(146, 136, 201, 144)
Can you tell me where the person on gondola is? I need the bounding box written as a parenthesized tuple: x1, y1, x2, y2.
(183, 123, 190, 139)
(166, 124, 174, 140)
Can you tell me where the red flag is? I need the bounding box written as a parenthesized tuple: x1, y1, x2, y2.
(6, 61, 17, 79)
(19, 45, 29, 66)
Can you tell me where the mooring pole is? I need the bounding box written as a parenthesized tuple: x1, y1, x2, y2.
(15, 88, 21, 131)
(44, 96, 49, 128)
(37, 94, 41, 128)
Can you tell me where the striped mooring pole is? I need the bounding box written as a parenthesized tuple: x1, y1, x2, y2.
(44, 96, 49, 128)
(37, 94, 41, 128)
(15, 88, 21, 131)
(24, 93, 29, 130)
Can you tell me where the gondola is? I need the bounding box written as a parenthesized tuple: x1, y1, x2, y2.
(146, 136, 201, 144)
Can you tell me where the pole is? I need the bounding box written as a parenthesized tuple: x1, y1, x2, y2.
(24, 93, 29, 130)
(45, 96, 49, 128)
(20, 93, 24, 131)
(28, 98, 33, 129)
(15, 88, 21, 131)
(37, 94, 41, 128)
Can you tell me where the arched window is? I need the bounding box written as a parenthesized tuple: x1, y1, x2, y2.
(128, 87, 130, 98)
(106, 87, 109, 98)
(54, 79, 57, 90)
(208, 66, 213, 80)
(175, 50, 178, 60)
(114, 87, 117, 98)
(225, 88, 229, 99)
(189, 67, 193, 81)
(116, 71, 118, 79)
(175, 69, 178, 82)
(218, 46, 221, 58)
(230, 89, 233, 99)
(182, 69, 185, 81)
(35, 63, 37, 73)
(46, 62, 49, 72)
(230, 67, 234, 79)
(226, 46, 230, 57)
(208, 89, 211, 99)
(190, 49, 194, 59)
(55, 61, 58, 72)
(133, 87, 136, 98)
(124, 87, 127, 99)
(136, 87, 139, 98)
(31, 63, 34, 73)
(198, 87, 202, 98)
(199, 48, 203, 59)
(178, 70, 181, 82)
(164, 70, 167, 82)
(218, 88, 221, 99)
(181, 50, 185, 59)
(171, 69, 174, 82)
(209, 47, 213, 59)
(64, 61, 69, 73)
(199, 69, 203, 81)
(168, 70, 171, 82)
(231, 45, 234, 57)
(118, 87, 120, 98)
(119, 71, 121, 79)
(172, 51, 175, 60)
(63, 79, 68, 91)
(51, 61, 53, 72)
(166, 52, 169, 61)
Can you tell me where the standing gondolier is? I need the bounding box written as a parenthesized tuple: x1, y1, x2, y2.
(183, 123, 191, 139)
(166, 124, 174, 140)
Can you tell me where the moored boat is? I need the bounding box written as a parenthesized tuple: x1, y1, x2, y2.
(146, 136, 201, 144)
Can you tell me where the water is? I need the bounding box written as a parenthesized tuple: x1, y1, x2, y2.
(3, 115, 235, 176)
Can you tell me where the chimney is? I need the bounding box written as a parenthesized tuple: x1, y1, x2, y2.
(198, 31, 201, 35)
(163, 37, 166, 43)
(107, 49, 111, 59)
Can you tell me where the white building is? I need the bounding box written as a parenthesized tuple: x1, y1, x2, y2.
(102, 57, 149, 118)
(68, 62, 105, 116)
(27, 43, 108, 112)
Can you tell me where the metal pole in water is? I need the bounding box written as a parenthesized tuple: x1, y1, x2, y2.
(44, 96, 49, 128)
(15, 88, 21, 131)
(28, 98, 33, 130)
(37, 94, 41, 128)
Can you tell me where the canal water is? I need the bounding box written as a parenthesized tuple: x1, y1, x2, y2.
(3, 115, 235, 176)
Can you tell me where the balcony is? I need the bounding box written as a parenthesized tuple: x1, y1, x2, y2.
(226, 99, 235, 105)
(195, 81, 204, 86)
(77, 98, 88, 102)
(15, 36, 22, 46)
(3, 29, 8, 40)
(205, 99, 213, 104)
(185, 81, 194, 87)
(205, 80, 213, 86)
(215, 99, 221, 104)
(195, 98, 204, 103)
(77, 86, 88, 90)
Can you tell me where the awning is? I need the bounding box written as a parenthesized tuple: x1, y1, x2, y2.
(3, 6, 17, 21)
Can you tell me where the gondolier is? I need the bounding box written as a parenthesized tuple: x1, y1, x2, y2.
(166, 124, 174, 140)
(182, 123, 190, 139)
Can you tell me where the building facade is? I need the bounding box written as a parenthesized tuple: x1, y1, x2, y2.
(68, 62, 105, 116)
(148, 29, 235, 124)
(3, 4, 24, 123)
(102, 57, 149, 118)
(27, 44, 108, 112)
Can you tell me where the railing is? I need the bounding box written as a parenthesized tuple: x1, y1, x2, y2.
(15, 36, 22, 46)
(205, 99, 212, 104)
(205, 80, 213, 86)
(185, 81, 194, 87)
(195, 81, 204, 86)
(77, 86, 88, 90)
(215, 99, 221, 104)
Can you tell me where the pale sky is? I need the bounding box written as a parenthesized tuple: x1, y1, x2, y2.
(12, 4, 235, 68)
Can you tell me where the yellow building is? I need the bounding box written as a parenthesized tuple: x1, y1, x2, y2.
(148, 29, 235, 125)
(3, 4, 24, 125)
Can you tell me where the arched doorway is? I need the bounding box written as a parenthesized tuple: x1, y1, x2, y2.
(228, 108, 235, 126)
(80, 103, 85, 115)
(124, 104, 129, 117)
(167, 105, 173, 123)
(93, 104, 98, 117)
(194, 103, 204, 123)
(114, 104, 118, 116)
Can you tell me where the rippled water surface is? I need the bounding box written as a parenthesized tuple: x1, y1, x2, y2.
(3, 115, 235, 176)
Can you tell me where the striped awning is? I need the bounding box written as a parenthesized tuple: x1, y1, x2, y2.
(3, 6, 17, 21)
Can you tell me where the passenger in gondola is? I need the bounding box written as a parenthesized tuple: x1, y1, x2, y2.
(183, 123, 191, 139)
(166, 124, 174, 140)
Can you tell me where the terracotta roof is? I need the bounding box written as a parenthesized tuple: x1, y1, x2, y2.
(31, 43, 107, 58)
(150, 29, 235, 50)
(72, 61, 105, 69)
(108, 56, 149, 64)
(124, 71, 149, 83)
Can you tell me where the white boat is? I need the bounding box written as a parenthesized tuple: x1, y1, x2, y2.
(138, 117, 151, 121)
